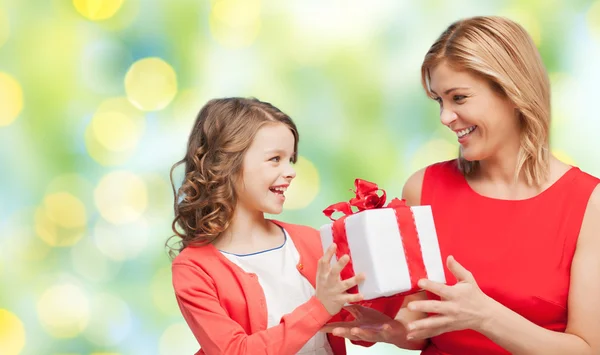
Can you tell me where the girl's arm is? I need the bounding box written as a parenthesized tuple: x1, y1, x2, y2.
(172, 244, 364, 355)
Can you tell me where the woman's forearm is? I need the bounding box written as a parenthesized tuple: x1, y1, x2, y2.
(479, 299, 591, 355)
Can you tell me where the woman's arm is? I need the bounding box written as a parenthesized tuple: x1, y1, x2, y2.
(407, 185, 600, 355)
(476, 185, 600, 354)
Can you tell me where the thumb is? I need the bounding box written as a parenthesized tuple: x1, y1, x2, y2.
(447, 255, 474, 282)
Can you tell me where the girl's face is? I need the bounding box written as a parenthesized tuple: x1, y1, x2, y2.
(235, 122, 297, 215)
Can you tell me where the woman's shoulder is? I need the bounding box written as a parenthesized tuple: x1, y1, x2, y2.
(403, 159, 460, 205)
(406, 159, 460, 185)
(571, 165, 600, 186)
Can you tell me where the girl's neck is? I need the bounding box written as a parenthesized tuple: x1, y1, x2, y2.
(213, 205, 283, 254)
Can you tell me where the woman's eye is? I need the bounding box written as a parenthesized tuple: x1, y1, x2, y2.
(454, 95, 467, 102)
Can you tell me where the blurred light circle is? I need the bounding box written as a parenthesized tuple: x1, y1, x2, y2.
(85, 97, 145, 166)
(44, 192, 87, 229)
(73, 0, 124, 21)
(0, 72, 23, 127)
(212, 0, 261, 27)
(0, 8, 9, 49)
(35, 205, 86, 248)
(94, 217, 149, 261)
(96, 96, 144, 117)
(94, 171, 148, 224)
(553, 149, 576, 166)
(142, 173, 173, 218)
(0, 309, 26, 355)
(170, 89, 200, 123)
(499, 8, 542, 46)
(85, 126, 134, 166)
(588, 0, 600, 40)
(71, 236, 122, 283)
(46, 173, 95, 209)
(37, 284, 89, 338)
(125, 57, 178, 111)
(209, 0, 261, 48)
(159, 323, 200, 355)
(411, 139, 457, 172)
(84, 293, 132, 346)
(284, 156, 320, 210)
(91, 111, 143, 152)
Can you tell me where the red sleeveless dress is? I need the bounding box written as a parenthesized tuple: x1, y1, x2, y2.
(420, 160, 599, 355)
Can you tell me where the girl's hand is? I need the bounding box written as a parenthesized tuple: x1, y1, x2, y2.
(315, 244, 365, 316)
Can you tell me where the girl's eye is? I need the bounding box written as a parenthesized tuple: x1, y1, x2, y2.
(270, 156, 280, 162)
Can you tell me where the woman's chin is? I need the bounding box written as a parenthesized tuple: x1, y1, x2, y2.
(460, 148, 484, 162)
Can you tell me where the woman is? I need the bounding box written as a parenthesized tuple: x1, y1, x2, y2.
(328, 16, 600, 354)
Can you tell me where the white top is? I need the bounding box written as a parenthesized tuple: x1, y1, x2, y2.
(221, 228, 333, 355)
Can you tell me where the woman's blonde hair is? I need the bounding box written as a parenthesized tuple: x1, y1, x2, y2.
(168, 97, 298, 257)
(421, 16, 550, 186)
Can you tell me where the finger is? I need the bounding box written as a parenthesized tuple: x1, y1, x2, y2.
(407, 326, 448, 340)
(407, 300, 450, 315)
(349, 327, 382, 342)
(320, 324, 335, 333)
(447, 255, 474, 282)
(407, 315, 453, 334)
(343, 292, 364, 304)
(340, 273, 365, 292)
(418, 279, 452, 299)
(318, 244, 337, 272)
(321, 320, 362, 332)
(330, 254, 350, 277)
(332, 327, 361, 341)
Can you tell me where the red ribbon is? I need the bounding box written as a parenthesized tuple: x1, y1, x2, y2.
(323, 179, 428, 295)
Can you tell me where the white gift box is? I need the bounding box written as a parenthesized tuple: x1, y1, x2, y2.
(320, 206, 446, 300)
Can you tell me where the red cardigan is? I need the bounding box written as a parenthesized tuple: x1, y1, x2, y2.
(171, 220, 348, 354)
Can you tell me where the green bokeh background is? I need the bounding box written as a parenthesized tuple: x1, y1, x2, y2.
(1, 0, 600, 354)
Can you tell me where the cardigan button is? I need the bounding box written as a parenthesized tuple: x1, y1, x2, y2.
(297, 263, 304, 271)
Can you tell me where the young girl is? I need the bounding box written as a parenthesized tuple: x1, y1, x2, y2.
(169, 97, 365, 355)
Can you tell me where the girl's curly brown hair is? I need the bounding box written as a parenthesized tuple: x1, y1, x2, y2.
(167, 97, 299, 257)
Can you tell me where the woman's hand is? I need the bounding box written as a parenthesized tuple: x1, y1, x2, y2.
(321, 293, 429, 350)
(324, 304, 409, 343)
(315, 244, 365, 316)
(405, 255, 495, 340)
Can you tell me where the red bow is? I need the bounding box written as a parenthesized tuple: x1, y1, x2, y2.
(323, 179, 406, 220)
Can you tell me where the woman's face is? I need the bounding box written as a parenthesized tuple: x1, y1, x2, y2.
(428, 61, 521, 162)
